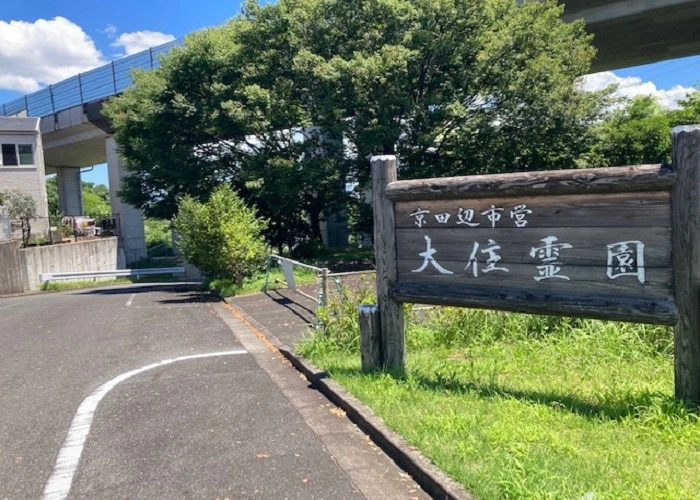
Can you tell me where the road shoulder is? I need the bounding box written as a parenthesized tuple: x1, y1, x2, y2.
(214, 301, 430, 500)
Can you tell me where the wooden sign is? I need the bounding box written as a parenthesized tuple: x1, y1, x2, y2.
(391, 188, 675, 325)
(369, 127, 700, 405)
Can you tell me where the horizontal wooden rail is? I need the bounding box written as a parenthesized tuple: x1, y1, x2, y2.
(39, 267, 185, 283)
(385, 164, 675, 201)
(392, 282, 678, 326)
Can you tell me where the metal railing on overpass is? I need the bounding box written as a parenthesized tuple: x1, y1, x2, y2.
(0, 39, 182, 119)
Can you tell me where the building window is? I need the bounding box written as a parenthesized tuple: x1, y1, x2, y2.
(18, 144, 33, 165)
(1, 144, 17, 165)
(1, 143, 33, 166)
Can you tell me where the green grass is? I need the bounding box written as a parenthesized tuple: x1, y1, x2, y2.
(299, 298, 700, 499)
(207, 266, 318, 297)
(40, 277, 168, 291)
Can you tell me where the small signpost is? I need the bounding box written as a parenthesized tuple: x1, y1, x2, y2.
(365, 125, 700, 404)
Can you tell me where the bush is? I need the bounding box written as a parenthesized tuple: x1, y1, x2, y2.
(312, 276, 377, 353)
(0, 190, 38, 247)
(173, 185, 268, 283)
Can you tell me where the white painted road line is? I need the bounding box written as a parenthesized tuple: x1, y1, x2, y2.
(42, 350, 248, 500)
(125, 293, 136, 307)
(0, 298, 31, 311)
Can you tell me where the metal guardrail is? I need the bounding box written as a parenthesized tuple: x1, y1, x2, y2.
(39, 267, 185, 283)
(1, 39, 182, 118)
(263, 255, 329, 306)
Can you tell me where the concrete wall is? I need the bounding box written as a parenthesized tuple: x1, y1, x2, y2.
(0, 214, 10, 241)
(0, 240, 26, 294)
(21, 237, 122, 291)
(106, 136, 146, 264)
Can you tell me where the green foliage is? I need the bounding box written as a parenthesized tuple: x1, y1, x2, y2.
(584, 95, 674, 167)
(144, 219, 172, 249)
(674, 88, 700, 125)
(173, 185, 268, 282)
(41, 279, 132, 292)
(207, 263, 317, 297)
(46, 177, 59, 216)
(40, 276, 175, 292)
(105, 0, 604, 248)
(408, 307, 672, 356)
(0, 190, 38, 247)
(45, 177, 111, 217)
(298, 300, 686, 499)
(311, 276, 377, 354)
(82, 182, 110, 217)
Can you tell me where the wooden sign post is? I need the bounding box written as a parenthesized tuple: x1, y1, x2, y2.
(672, 125, 700, 403)
(366, 126, 700, 404)
(371, 155, 405, 370)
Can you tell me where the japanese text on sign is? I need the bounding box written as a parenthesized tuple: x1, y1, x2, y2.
(408, 206, 647, 283)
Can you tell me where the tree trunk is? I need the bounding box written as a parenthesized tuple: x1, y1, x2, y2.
(309, 209, 322, 242)
(22, 218, 31, 248)
(307, 198, 324, 243)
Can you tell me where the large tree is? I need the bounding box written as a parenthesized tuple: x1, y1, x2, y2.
(584, 95, 675, 167)
(674, 88, 700, 125)
(104, 0, 605, 248)
(579, 90, 700, 168)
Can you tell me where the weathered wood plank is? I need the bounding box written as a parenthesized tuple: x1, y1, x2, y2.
(372, 155, 405, 370)
(395, 227, 672, 267)
(359, 304, 382, 371)
(395, 191, 670, 229)
(386, 164, 675, 201)
(672, 126, 700, 403)
(392, 282, 678, 325)
(397, 262, 673, 300)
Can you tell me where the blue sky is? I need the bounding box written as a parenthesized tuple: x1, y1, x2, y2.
(1, 1, 699, 188)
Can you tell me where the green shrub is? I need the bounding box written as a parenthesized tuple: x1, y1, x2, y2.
(173, 185, 268, 283)
(306, 294, 674, 357)
(0, 190, 38, 247)
(313, 275, 376, 353)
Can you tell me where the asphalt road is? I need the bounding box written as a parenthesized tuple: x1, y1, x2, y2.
(0, 284, 426, 499)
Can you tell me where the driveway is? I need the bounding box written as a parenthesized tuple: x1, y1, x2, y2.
(0, 284, 425, 499)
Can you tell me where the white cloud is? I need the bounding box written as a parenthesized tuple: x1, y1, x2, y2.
(103, 24, 118, 37)
(111, 31, 176, 57)
(0, 17, 105, 93)
(581, 71, 694, 109)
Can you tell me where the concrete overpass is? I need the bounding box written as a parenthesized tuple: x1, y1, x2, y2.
(39, 102, 146, 263)
(0, 42, 178, 263)
(564, 0, 700, 72)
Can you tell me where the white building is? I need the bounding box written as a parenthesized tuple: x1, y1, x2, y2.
(0, 117, 50, 241)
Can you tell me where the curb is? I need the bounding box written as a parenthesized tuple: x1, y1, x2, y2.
(224, 297, 474, 500)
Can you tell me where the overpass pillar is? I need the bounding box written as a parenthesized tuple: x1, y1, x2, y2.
(56, 167, 83, 216)
(106, 136, 146, 264)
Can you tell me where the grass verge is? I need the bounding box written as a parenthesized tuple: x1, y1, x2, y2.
(207, 266, 318, 297)
(299, 291, 700, 499)
(40, 275, 178, 292)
